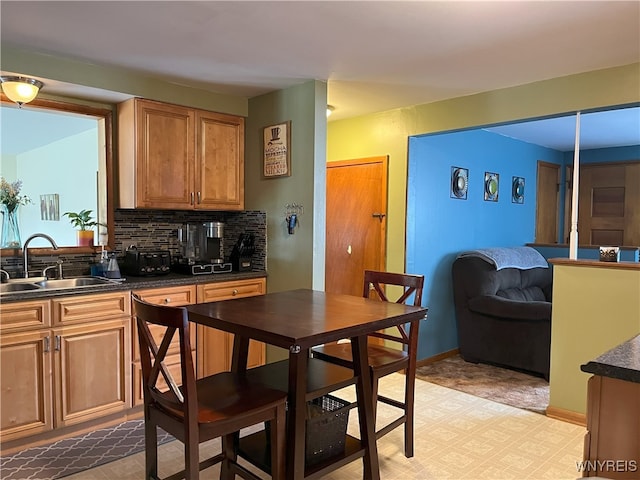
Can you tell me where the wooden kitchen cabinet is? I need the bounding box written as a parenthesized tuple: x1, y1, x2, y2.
(118, 97, 244, 211)
(583, 375, 640, 478)
(130, 285, 197, 406)
(0, 328, 53, 442)
(196, 277, 266, 377)
(0, 292, 131, 443)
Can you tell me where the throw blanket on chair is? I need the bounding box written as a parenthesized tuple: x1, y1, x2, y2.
(457, 246, 548, 271)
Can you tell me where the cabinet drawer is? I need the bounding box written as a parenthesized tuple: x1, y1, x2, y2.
(197, 278, 266, 302)
(131, 286, 197, 361)
(0, 300, 51, 333)
(133, 285, 197, 307)
(52, 292, 131, 326)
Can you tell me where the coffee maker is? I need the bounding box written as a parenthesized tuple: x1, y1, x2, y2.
(174, 221, 232, 275)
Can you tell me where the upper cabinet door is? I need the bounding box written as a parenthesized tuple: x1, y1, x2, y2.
(136, 101, 195, 209)
(118, 98, 244, 211)
(119, 98, 194, 209)
(196, 111, 245, 210)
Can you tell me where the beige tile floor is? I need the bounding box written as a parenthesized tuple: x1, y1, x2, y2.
(66, 373, 586, 480)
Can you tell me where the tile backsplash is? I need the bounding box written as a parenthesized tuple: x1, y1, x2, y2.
(0, 210, 266, 278)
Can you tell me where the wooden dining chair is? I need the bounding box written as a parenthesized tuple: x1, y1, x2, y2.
(311, 270, 425, 458)
(133, 294, 287, 480)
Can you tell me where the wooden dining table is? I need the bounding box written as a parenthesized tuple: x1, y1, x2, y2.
(186, 288, 427, 480)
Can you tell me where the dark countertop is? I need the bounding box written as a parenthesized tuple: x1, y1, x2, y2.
(0, 270, 267, 303)
(581, 334, 640, 383)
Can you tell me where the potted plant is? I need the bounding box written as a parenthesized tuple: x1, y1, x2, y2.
(63, 209, 103, 247)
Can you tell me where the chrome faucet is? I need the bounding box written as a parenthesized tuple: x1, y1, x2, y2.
(22, 233, 59, 278)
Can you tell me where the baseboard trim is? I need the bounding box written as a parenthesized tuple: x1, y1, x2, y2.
(546, 405, 587, 426)
(416, 348, 460, 368)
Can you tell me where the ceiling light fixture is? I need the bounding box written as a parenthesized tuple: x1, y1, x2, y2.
(326, 105, 335, 118)
(1, 76, 44, 107)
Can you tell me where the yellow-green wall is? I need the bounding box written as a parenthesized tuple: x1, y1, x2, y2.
(1, 46, 247, 115)
(327, 63, 640, 275)
(549, 264, 640, 415)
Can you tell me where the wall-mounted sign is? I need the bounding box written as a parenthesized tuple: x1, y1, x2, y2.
(263, 121, 291, 178)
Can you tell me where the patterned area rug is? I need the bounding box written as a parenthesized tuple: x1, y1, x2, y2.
(416, 354, 549, 414)
(0, 419, 172, 480)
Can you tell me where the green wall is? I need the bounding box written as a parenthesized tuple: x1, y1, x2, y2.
(327, 63, 640, 276)
(246, 81, 327, 294)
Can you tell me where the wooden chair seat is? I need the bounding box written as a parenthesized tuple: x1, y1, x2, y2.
(133, 294, 287, 480)
(313, 342, 409, 372)
(154, 371, 286, 426)
(311, 270, 426, 458)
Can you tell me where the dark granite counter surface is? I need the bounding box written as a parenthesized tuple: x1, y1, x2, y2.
(581, 334, 640, 383)
(0, 270, 267, 303)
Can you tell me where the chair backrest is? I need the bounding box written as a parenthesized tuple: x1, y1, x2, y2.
(363, 270, 425, 345)
(132, 294, 198, 422)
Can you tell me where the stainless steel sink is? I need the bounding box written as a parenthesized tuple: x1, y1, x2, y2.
(35, 277, 115, 289)
(0, 276, 117, 295)
(0, 283, 42, 293)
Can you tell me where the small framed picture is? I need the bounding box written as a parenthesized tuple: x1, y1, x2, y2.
(263, 121, 291, 178)
(450, 166, 468, 200)
(40, 193, 60, 221)
(484, 172, 499, 202)
(512, 176, 525, 204)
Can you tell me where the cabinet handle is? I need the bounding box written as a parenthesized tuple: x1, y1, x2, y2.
(44, 336, 50, 353)
(55, 335, 61, 352)
(197, 191, 201, 204)
(232, 289, 239, 296)
(164, 298, 171, 304)
(190, 192, 195, 205)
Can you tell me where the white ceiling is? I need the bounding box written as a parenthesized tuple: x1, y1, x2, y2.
(1, 1, 639, 151)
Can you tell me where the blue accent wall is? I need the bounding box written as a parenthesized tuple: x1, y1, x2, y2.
(406, 129, 564, 360)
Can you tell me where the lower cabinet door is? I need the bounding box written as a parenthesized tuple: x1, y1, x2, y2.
(53, 318, 131, 427)
(196, 278, 267, 378)
(0, 330, 53, 442)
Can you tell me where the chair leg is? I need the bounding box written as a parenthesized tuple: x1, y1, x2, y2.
(270, 404, 287, 480)
(144, 415, 158, 480)
(185, 427, 199, 480)
(220, 433, 237, 480)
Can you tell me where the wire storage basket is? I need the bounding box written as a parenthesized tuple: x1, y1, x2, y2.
(304, 394, 350, 465)
(265, 394, 351, 466)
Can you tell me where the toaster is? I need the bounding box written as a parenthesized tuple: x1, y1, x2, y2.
(123, 249, 171, 276)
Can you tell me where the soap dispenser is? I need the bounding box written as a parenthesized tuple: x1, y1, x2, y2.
(105, 253, 121, 279)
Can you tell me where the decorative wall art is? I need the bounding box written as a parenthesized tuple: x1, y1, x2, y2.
(40, 193, 60, 221)
(512, 176, 525, 204)
(450, 166, 468, 200)
(484, 172, 499, 202)
(263, 121, 291, 178)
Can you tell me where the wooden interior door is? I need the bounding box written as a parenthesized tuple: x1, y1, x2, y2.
(535, 161, 560, 243)
(325, 157, 387, 296)
(566, 161, 640, 246)
(575, 162, 639, 246)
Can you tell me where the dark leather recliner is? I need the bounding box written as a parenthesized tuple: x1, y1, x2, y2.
(451, 255, 552, 379)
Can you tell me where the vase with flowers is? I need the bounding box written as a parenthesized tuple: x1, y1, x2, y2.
(0, 177, 32, 248)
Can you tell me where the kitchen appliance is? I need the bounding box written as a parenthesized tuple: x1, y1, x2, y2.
(123, 247, 171, 276)
(174, 222, 232, 275)
(230, 233, 255, 272)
